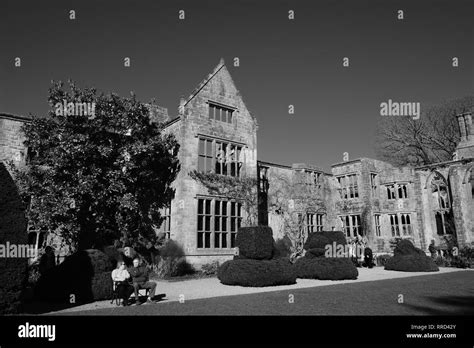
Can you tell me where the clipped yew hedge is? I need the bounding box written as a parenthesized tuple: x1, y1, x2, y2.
(0, 163, 28, 314)
(385, 239, 438, 272)
(35, 249, 114, 303)
(304, 231, 347, 251)
(218, 259, 296, 287)
(385, 254, 439, 272)
(294, 257, 358, 280)
(236, 226, 274, 260)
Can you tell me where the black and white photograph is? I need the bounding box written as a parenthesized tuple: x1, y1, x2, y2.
(0, 0, 473, 346)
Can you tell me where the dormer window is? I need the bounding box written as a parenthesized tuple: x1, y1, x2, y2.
(208, 102, 234, 124)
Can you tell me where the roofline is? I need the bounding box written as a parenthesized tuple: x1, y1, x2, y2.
(331, 158, 363, 167)
(0, 113, 32, 123)
(258, 160, 332, 175)
(182, 60, 226, 108)
(415, 157, 474, 170)
(258, 160, 292, 169)
(162, 116, 181, 129)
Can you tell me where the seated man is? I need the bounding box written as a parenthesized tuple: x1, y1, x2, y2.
(128, 257, 157, 304)
(111, 261, 134, 306)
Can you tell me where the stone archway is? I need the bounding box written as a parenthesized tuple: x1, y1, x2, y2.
(0, 162, 28, 314)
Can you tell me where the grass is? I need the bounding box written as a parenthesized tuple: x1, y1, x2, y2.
(60, 270, 474, 316)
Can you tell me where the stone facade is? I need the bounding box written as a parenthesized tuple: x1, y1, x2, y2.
(1, 60, 473, 267)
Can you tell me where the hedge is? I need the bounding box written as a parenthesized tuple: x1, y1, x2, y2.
(0, 163, 29, 314)
(293, 257, 358, 280)
(385, 254, 439, 272)
(236, 226, 274, 260)
(305, 248, 326, 258)
(218, 259, 296, 287)
(34, 249, 114, 303)
(393, 239, 427, 257)
(384, 239, 439, 272)
(304, 231, 347, 250)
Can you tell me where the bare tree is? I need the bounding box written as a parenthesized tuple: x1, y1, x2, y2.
(375, 96, 473, 166)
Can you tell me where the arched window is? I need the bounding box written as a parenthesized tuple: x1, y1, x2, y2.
(430, 172, 454, 235)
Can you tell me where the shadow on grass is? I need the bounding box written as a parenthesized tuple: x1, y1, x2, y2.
(403, 291, 474, 315)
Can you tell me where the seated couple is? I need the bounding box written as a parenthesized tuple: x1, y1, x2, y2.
(111, 257, 157, 306)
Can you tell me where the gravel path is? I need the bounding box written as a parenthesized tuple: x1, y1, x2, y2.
(43, 267, 469, 314)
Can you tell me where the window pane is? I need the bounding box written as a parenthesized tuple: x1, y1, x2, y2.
(199, 139, 205, 154)
(198, 199, 203, 214)
(198, 216, 203, 231)
(198, 232, 203, 248)
(205, 158, 212, 172)
(205, 199, 211, 214)
(205, 233, 210, 248)
(205, 216, 211, 231)
(228, 111, 233, 123)
(198, 156, 205, 172)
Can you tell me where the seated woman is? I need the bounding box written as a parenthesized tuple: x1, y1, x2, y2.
(111, 261, 134, 306)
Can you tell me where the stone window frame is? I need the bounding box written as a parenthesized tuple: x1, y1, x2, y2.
(207, 101, 236, 124)
(159, 205, 171, 239)
(336, 173, 359, 200)
(339, 214, 363, 237)
(196, 196, 242, 249)
(305, 212, 324, 233)
(370, 173, 378, 197)
(374, 213, 381, 237)
(385, 182, 409, 200)
(388, 212, 413, 237)
(197, 135, 244, 178)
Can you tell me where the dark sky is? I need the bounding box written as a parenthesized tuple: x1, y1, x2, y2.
(0, 0, 472, 171)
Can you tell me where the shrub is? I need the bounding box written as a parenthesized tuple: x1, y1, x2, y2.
(34, 249, 114, 304)
(158, 239, 185, 258)
(305, 248, 326, 258)
(236, 226, 274, 260)
(293, 257, 358, 280)
(273, 236, 292, 259)
(0, 163, 29, 314)
(393, 239, 426, 257)
(200, 261, 220, 276)
(303, 231, 346, 250)
(218, 259, 296, 287)
(385, 254, 439, 272)
(375, 254, 392, 267)
(153, 256, 194, 278)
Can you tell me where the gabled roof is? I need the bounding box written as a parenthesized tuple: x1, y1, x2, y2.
(181, 58, 226, 108)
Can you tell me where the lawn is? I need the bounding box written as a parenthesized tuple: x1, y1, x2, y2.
(59, 270, 474, 316)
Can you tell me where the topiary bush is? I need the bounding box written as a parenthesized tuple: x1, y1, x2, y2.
(236, 226, 274, 260)
(303, 231, 346, 250)
(375, 254, 392, 267)
(385, 254, 439, 272)
(200, 261, 220, 276)
(305, 248, 326, 258)
(34, 249, 114, 304)
(385, 239, 438, 272)
(218, 259, 296, 287)
(293, 257, 358, 280)
(0, 162, 29, 314)
(393, 239, 426, 257)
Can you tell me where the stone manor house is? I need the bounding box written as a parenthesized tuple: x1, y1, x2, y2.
(1, 59, 473, 266)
